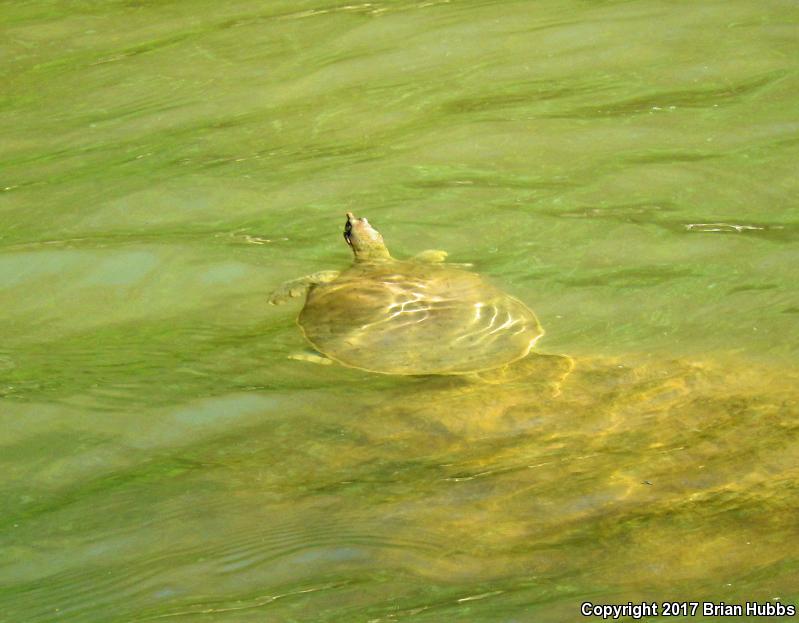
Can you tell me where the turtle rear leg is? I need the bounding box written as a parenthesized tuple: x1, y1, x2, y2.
(289, 351, 334, 366)
(268, 270, 340, 305)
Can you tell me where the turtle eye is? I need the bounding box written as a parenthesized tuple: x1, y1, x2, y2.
(343, 219, 353, 245)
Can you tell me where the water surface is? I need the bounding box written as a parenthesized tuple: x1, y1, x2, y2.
(1, 0, 798, 621)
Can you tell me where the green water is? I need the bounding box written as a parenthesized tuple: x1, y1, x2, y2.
(2, 1, 798, 621)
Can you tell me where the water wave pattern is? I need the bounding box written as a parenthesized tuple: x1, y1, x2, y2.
(2, 0, 799, 620)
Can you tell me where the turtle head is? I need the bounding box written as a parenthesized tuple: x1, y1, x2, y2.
(344, 212, 391, 261)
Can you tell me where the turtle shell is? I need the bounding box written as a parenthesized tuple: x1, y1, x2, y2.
(298, 260, 543, 375)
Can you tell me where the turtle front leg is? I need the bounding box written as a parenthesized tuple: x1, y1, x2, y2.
(413, 249, 449, 263)
(268, 270, 340, 305)
(413, 249, 473, 268)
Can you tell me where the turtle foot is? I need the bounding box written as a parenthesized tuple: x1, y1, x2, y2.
(267, 281, 308, 305)
(268, 270, 340, 305)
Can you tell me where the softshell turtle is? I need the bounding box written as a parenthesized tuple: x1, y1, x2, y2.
(270, 213, 560, 379)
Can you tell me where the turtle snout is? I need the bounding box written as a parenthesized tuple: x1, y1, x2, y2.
(343, 218, 353, 245)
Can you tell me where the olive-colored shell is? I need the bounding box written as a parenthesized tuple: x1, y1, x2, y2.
(298, 260, 543, 375)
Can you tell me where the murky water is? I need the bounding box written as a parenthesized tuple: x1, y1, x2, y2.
(2, 1, 798, 621)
